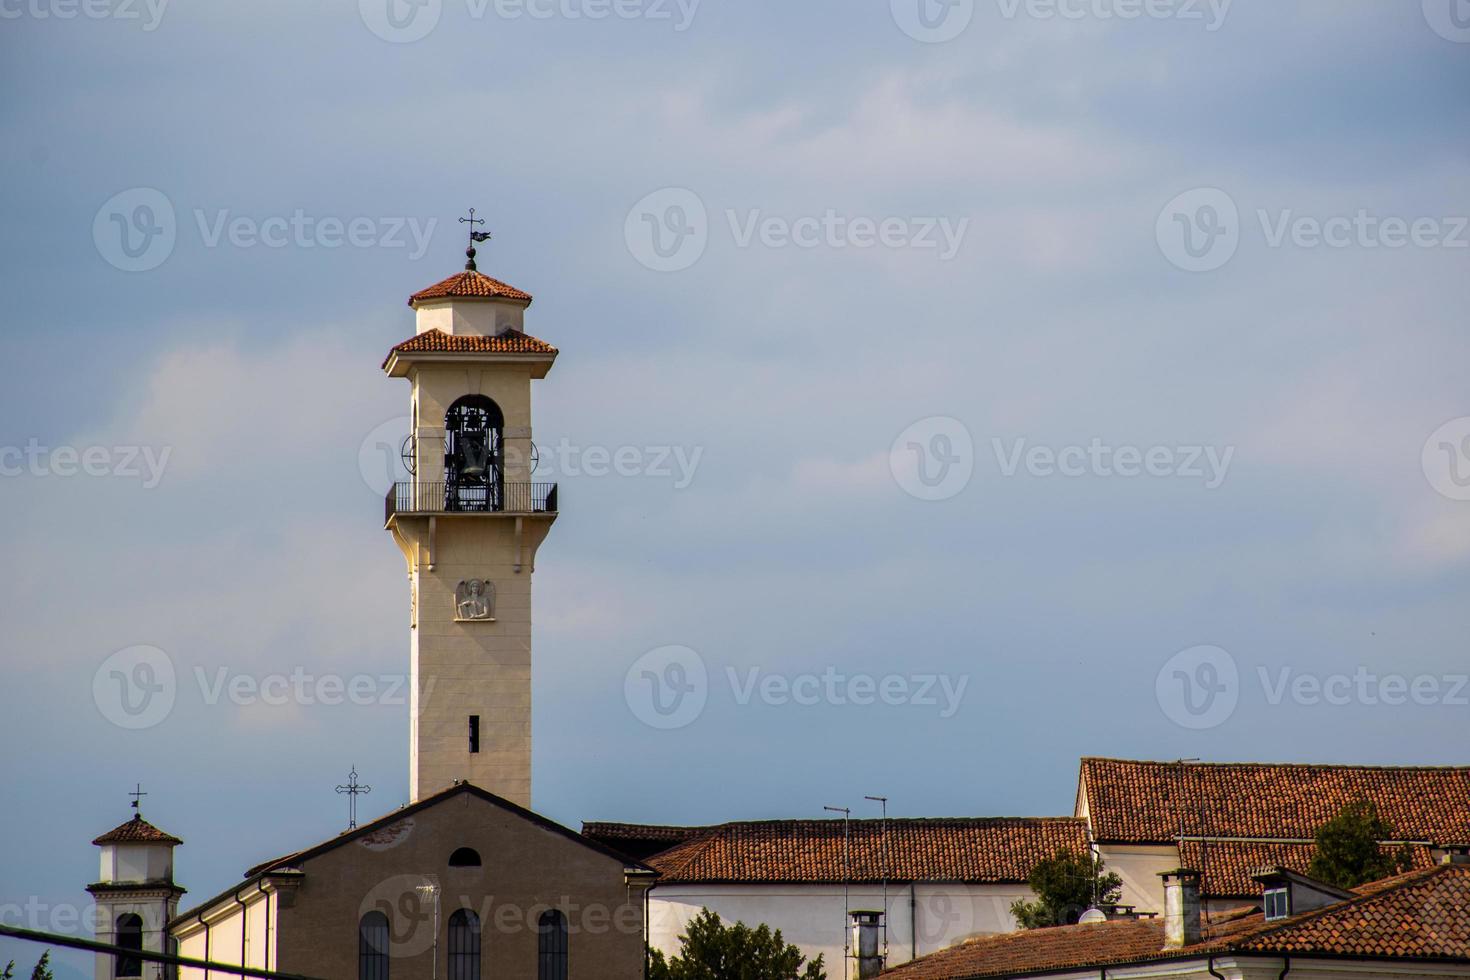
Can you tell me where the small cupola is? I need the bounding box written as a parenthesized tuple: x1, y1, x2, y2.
(91, 814, 183, 886)
(407, 213, 533, 338)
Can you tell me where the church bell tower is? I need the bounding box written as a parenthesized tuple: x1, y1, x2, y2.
(383, 224, 558, 807)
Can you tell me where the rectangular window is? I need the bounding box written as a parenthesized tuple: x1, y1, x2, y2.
(469, 715, 480, 754)
(1264, 887, 1290, 921)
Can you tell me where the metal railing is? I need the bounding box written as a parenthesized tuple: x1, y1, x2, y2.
(385, 482, 558, 522)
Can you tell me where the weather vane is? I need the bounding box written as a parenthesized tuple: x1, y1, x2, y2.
(129, 783, 147, 813)
(336, 766, 372, 829)
(460, 207, 492, 271)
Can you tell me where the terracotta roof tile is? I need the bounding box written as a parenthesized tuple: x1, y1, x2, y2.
(1080, 758, 1470, 845)
(582, 823, 711, 862)
(883, 864, 1470, 979)
(1179, 839, 1437, 899)
(92, 815, 182, 846)
(408, 270, 531, 306)
(617, 818, 1089, 885)
(384, 329, 558, 365)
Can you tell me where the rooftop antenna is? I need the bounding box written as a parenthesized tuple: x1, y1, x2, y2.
(459, 207, 492, 271)
(865, 796, 890, 967)
(826, 806, 852, 980)
(336, 766, 372, 830)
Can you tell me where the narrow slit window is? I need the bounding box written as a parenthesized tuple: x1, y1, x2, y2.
(469, 715, 480, 754)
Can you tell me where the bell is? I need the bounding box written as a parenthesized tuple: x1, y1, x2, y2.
(459, 433, 490, 479)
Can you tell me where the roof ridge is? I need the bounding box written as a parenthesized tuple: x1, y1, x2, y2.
(1083, 757, 1470, 772)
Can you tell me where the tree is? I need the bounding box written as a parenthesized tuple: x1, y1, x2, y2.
(1308, 799, 1415, 889)
(28, 952, 52, 980)
(1010, 849, 1123, 929)
(648, 908, 825, 980)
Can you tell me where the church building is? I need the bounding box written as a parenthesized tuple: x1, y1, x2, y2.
(87, 236, 657, 980)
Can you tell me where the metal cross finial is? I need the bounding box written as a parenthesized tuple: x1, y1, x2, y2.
(336, 766, 372, 829)
(459, 208, 492, 271)
(129, 784, 147, 812)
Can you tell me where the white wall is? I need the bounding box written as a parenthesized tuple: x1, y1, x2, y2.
(1095, 844, 1178, 914)
(649, 883, 1033, 975)
(172, 888, 275, 980)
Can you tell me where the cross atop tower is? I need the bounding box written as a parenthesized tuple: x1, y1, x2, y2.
(459, 207, 492, 271)
(129, 783, 147, 813)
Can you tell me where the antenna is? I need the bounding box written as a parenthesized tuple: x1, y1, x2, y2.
(865, 796, 889, 967)
(825, 806, 852, 980)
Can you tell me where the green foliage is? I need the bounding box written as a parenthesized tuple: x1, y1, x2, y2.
(1308, 799, 1415, 889)
(2, 959, 14, 980)
(648, 908, 826, 980)
(28, 951, 52, 980)
(1010, 849, 1123, 929)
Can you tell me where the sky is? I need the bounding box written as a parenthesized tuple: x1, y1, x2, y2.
(2, 0, 1469, 975)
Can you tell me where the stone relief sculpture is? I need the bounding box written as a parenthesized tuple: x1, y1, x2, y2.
(455, 579, 495, 621)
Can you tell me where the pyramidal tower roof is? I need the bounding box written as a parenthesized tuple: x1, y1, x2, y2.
(92, 814, 183, 846)
(408, 269, 532, 307)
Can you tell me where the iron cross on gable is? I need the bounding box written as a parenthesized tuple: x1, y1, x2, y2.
(460, 208, 492, 271)
(336, 766, 373, 830)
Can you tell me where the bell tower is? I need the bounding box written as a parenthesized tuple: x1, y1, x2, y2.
(383, 226, 558, 807)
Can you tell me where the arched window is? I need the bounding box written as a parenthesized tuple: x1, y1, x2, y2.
(537, 909, 568, 980)
(115, 913, 143, 978)
(359, 910, 390, 980)
(448, 847, 482, 868)
(444, 395, 505, 512)
(447, 909, 481, 980)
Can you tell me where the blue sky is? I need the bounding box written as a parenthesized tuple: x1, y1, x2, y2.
(2, 1, 1469, 975)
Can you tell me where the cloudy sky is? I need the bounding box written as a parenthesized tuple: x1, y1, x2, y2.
(2, 0, 1469, 974)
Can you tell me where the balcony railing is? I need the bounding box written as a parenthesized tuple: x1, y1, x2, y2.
(385, 482, 558, 522)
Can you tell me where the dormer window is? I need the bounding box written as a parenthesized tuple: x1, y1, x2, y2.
(1263, 886, 1291, 921)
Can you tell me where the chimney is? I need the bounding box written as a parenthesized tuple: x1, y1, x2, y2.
(850, 910, 884, 979)
(1159, 869, 1202, 949)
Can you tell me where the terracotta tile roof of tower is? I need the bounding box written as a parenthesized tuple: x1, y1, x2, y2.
(585, 817, 1090, 885)
(407, 270, 532, 306)
(1078, 757, 1470, 845)
(92, 815, 183, 846)
(882, 863, 1470, 980)
(384, 328, 558, 361)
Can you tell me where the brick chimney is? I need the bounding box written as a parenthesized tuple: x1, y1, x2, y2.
(1159, 869, 1203, 949)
